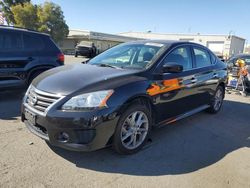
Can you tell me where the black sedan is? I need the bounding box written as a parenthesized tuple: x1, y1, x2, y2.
(21, 40, 227, 154)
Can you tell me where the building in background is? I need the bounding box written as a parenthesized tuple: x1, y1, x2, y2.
(60, 29, 138, 54)
(119, 32, 246, 59)
(61, 30, 245, 59)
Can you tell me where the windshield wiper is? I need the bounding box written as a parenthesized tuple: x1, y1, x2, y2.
(98, 63, 121, 69)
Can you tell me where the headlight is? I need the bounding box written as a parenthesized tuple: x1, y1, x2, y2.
(61, 90, 114, 111)
(23, 85, 32, 102)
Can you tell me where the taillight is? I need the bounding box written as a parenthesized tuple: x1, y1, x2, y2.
(57, 53, 65, 65)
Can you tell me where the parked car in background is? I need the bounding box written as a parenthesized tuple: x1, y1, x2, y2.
(75, 41, 97, 58)
(22, 40, 227, 154)
(0, 26, 64, 89)
(226, 54, 250, 91)
(227, 54, 250, 67)
(226, 54, 250, 77)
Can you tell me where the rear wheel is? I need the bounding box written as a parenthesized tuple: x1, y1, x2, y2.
(206, 86, 224, 113)
(113, 104, 152, 154)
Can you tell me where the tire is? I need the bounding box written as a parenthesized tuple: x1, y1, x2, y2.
(75, 52, 78, 57)
(113, 104, 152, 155)
(27, 70, 45, 85)
(206, 85, 224, 114)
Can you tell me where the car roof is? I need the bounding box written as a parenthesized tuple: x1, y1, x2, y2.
(0, 25, 50, 36)
(232, 53, 250, 58)
(127, 39, 204, 47)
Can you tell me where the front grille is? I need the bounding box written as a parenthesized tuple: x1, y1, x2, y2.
(25, 86, 62, 115)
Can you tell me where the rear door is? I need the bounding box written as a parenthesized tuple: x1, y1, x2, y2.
(191, 46, 218, 106)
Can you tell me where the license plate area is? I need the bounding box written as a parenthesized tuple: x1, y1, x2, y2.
(25, 108, 36, 125)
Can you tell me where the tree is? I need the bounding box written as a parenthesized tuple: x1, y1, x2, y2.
(11, 3, 38, 30)
(1, 1, 69, 43)
(37, 2, 69, 43)
(0, 0, 30, 25)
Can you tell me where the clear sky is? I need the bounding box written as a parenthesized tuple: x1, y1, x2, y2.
(32, 0, 250, 43)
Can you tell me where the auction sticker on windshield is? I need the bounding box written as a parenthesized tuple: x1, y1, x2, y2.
(145, 42, 164, 47)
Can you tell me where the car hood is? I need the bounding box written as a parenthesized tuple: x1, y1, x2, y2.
(32, 64, 140, 95)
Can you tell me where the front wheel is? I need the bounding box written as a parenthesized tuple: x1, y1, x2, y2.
(27, 70, 45, 85)
(206, 86, 224, 114)
(113, 104, 152, 154)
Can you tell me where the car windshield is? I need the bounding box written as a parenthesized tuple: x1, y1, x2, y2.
(88, 42, 167, 69)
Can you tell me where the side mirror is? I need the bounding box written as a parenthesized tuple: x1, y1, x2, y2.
(162, 63, 183, 73)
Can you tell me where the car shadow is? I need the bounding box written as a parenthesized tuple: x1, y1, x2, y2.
(0, 89, 25, 120)
(49, 99, 250, 176)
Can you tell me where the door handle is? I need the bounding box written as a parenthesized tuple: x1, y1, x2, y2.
(191, 77, 197, 83)
(213, 73, 219, 78)
(27, 57, 34, 61)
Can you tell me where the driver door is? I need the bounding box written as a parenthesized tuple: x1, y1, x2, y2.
(151, 45, 198, 123)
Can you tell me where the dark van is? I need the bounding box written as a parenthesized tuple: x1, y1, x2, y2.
(0, 26, 64, 89)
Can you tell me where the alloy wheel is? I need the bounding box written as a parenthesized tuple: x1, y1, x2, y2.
(120, 111, 149, 150)
(214, 88, 223, 111)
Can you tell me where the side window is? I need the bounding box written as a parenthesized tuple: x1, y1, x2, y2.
(23, 33, 44, 51)
(210, 53, 217, 64)
(0, 30, 22, 51)
(194, 47, 211, 68)
(44, 37, 60, 52)
(163, 46, 193, 70)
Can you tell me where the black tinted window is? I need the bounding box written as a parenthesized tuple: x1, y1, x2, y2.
(194, 47, 211, 68)
(163, 46, 193, 70)
(0, 30, 22, 51)
(43, 37, 60, 52)
(23, 33, 44, 51)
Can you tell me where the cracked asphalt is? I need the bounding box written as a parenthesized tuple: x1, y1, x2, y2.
(0, 56, 250, 188)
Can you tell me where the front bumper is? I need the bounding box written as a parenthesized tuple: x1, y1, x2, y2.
(21, 104, 119, 152)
